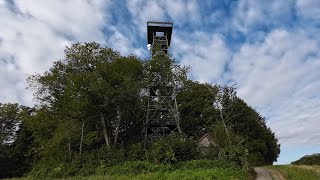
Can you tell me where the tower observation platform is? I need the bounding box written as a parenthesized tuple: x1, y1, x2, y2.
(147, 21, 173, 55)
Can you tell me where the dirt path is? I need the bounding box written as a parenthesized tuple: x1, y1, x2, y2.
(254, 167, 285, 180)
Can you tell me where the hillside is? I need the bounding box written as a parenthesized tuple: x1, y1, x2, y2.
(291, 153, 320, 165)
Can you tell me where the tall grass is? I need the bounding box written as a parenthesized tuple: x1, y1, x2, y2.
(63, 169, 248, 180)
(94, 160, 250, 180)
(267, 165, 320, 180)
(8, 160, 251, 180)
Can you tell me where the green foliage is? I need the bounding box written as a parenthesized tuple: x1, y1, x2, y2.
(97, 159, 250, 180)
(0, 103, 34, 178)
(209, 121, 249, 170)
(145, 51, 187, 87)
(126, 143, 145, 161)
(145, 135, 198, 164)
(230, 98, 280, 166)
(97, 146, 126, 166)
(27, 42, 144, 149)
(177, 82, 280, 166)
(292, 153, 320, 165)
(21, 160, 250, 180)
(175, 159, 238, 170)
(146, 140, 176, 164)
(0, 103, 21, 143)
(23, 43, 146, 178)
(29, 146, 125, 178)
(28, 139, 198, 178)
(100, 161, 173, 175)
(177, 81, 218, 136)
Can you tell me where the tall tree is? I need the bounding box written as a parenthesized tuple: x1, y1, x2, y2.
(177, 82, 280, 165)
(0, 103, 21, 144)
(27, 43, 144, 157)
(0, 103, 33, 178)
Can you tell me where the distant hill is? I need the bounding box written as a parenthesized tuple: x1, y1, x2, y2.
(292, 153, 320, 165)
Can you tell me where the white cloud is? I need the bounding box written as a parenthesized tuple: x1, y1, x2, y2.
(174, 32, 231, 83)
(14, 0, 108, 42)
(126, 0, 167, 34)
(296, 0, 320, 20)
(231, 0, 295, 33)
(0, 0, 110, 106)
(272, 96, 320, 148)
(126, 0, 200, 33)
(163, 0, 200, 25)
(107, 26, 145, 57)
(228, 29, 320, 149)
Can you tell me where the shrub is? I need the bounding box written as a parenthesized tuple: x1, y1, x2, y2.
(95, 159, 250, 180)
(28, 146, 127, 178)
(146, 135, 198, 164)
(175, 159, 238, 170)
(210, 121, 249, 170)
(106, 161, 173, 175)
(97, 146, 126, 166)
(126, 143, 145, 161)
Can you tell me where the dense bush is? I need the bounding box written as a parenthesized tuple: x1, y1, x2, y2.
(126, 143, 145, 161)
(292, 153, 320, 165)
(175, 159, 238, 170)
(209, 121, 249, 170)
(28, 128, 252, 178)
(29, 146, 127, 178)
(95, 159, 246, 176)
(97, 161, 174, 175)
(146, 135, 198, 164)
(29, 136, 199, 178)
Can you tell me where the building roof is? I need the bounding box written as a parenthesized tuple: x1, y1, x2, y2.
(198, 133, 217, 148)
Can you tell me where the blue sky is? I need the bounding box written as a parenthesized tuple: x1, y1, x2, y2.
(1, 0, 320, 164)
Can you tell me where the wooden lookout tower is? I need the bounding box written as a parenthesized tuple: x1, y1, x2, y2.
(144, 22, 182, 142)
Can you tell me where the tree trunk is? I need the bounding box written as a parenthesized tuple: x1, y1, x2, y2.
(174, 99, 183, 134)
(80, 122, 84, 154)
(68, 138, 72, 161)
(114, 106, 121, 145)
(100, 112, 111, 147)
(219, 108, 231, 146)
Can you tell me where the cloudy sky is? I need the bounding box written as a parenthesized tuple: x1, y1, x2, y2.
(1, 0, 320, 164)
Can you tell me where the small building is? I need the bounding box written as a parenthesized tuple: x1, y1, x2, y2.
(198, 133, 217, 153)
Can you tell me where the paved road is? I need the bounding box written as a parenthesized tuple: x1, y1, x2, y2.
(254, 167, 285, 180)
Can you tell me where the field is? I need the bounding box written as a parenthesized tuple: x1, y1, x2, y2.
(266, 165, 320, 180)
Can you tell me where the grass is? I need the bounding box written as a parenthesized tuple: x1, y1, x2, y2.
(63, 169, 247, 180)
(7, 160, 251, 180)
(266, 165, 320, 180)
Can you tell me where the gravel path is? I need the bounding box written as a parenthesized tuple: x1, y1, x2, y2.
(254, 167, 285, 180)
(254, 167, 273, 180)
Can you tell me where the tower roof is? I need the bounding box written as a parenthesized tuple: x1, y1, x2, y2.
(147, 21, 173, 46)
